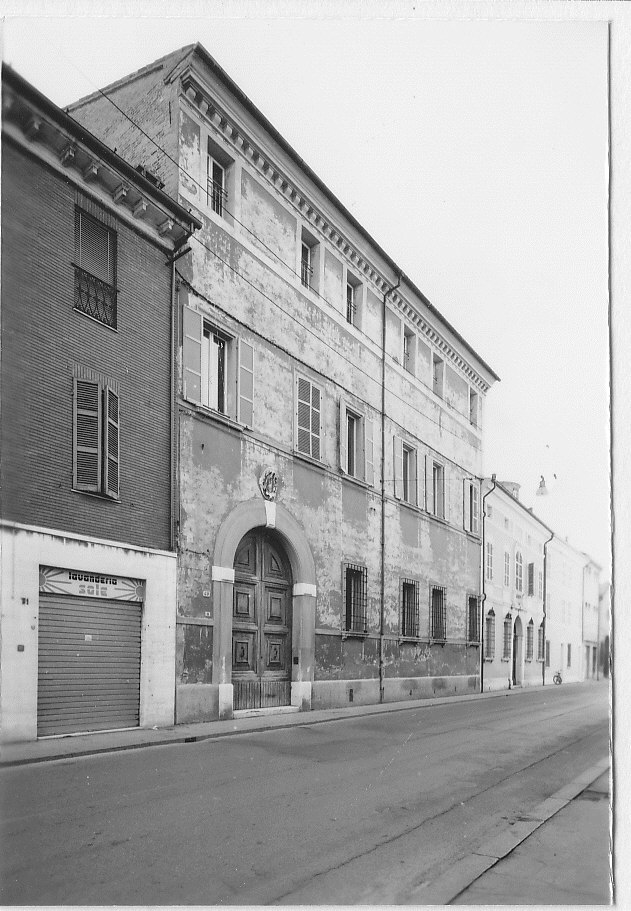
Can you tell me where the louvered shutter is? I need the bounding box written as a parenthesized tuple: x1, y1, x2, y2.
(78, 211, 114, 285)
(418, 450, 425, 509)
(339, 400, 348, 473)
(425, 455, 433, 514)
(471, 484, 480, 534)
(104, 387, 120, 498)
(393, 436, 403, 499)
(183, 306, 202, 403)
(311, 384, 321, 460)
(296, 377, 311, 456)
(74, 379, 102, 492)
(238, 339, 254, 427)
(528, 562, 535, 596)
(444, 467, 450, 521)
(365, 418, 374, 486)
(463, 480, 470, 530)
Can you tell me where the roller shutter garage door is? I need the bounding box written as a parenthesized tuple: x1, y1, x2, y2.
(37, 595, 141, 736)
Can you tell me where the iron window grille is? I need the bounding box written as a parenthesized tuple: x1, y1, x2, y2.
(207, 156, 227, 215)
(430, 585, 447, 641)
(401, 580, 420, 638)
(468, 595, 480, 642)
(484, 610, 496, 659)
(74, 209, 117, 329)
(344, 564, 368, 634)
(537, 623, 545, 661)
(526, 619, 534, 660)
(502, 614, 512, 660)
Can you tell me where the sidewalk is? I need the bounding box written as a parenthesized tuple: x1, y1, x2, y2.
(0, 683, 586, 767)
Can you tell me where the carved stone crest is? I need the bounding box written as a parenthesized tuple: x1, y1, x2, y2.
(258, 467, 278, 501)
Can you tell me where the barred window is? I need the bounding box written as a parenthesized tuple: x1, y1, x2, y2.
(526, 619, 534, 660)
(503, 614, 512, 660)
(484, 609, 496, 659)
(468, 595, 479, 642)
(344, 564, 367, 634)
(537, 623, 545, 661)
(74, 209, 117, 328)
(401, 580, 420, 638)
(430, 585, 446, 641)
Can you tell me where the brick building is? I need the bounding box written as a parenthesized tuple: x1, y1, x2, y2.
(1, 67, 200, 742)
(68, 44, 499, 724)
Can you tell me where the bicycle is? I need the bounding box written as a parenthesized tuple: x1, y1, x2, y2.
(553, 670, 563, 685)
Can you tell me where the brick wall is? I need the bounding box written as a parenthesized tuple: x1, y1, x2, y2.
(1, 141, 173, 551)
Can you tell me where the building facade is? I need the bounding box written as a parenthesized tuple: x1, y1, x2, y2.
(1, 67, 200, 742)
(69, 44, 499, 723)
(582, 556, 602, 679)
(481, 480, 552, 691)
(544, 537, 590, 685)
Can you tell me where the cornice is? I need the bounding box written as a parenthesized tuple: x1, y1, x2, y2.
(2, 76, 199, 248)
(180, 71, 490, 394)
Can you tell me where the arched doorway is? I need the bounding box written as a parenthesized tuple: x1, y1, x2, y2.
(512, 616, 523, 686)
(232, 528, 293, 710)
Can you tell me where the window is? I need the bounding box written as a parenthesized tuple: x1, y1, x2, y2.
(340, 401, 373, 484)
(484, 610, 496, 659)
(469, 388, 479, 427)
(537, 623, 545, 661)
(463, 480, 479, 534)
(346, 282, 356, 324)
(207, 154, 226, 215)
(182, 306, 254, 427)
(468, 595, 479, 642)
(73, 378, 119, 499)
(567, 643, 572, 668)
(538, 570, 543, 599)
(431, 461, 445, 518)
(503, 614, 512, 660)
(344, 564, 368, 634)
(401, 580, 420, 638)
(526, 619, 534, 660)
(301, 242, 313, 288)
(527, 562, 535, 596)
(515, 552, 523, 592)
(430, 585, 446, 641)
(432, 354, 444, 397)
(300, 228, 320, 292)
(504, 551, 511, 588)
(403, 326, 416, 374)
(485, 542, 493, 581)
(393, 437, 419, 506)
(296, 375, 322, 459)
(545, 639, 551, 668)
(74, 209, 117, 328)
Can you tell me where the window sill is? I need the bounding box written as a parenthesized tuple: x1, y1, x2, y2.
(293, 449, 326, 471)
(484, 656, 495, 662)
(185, 400, 245, 433)
(398, 635, 423, 644)
(466, 641, 480, 648)
(501, 657, 510, 662)
(72, 488, 120, 503)
(339, 471, 373, 491)
(73, 307, 118, 333)
(430, 638, 447, 647)
(341, 630, 368, 640)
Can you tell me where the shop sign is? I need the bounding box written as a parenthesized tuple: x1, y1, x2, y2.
(39, 566, 145, 601)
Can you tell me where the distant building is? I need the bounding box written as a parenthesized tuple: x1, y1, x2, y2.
(68, 44, 499, 723)
(546, 537, 596, 684)
(581, 556, 602, 679)
(481, 480, 552, 691)
(1, 67, 200, 742)
(598, 582, 611, 678)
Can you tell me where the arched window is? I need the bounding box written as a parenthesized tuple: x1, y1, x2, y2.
(503, 613, 512, 659)
(484, 609, 496, 659)
(526, 619, 534, 660)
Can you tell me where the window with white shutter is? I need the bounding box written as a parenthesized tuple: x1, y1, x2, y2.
(463, 480, 479, 534)
(296, 376, 322, 459)
(73, 377, 119, 499)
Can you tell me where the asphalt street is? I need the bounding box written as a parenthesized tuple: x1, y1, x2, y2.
(0, 684, 608, 905)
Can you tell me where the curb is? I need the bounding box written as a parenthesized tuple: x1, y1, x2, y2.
(405, 756, 610, 905)
(0, 680, 596, 769)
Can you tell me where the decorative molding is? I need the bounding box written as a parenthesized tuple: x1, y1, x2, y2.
(59, 143, 76, 166)
(293, 583, 317, 598)
(258, 467, 278, 501)
(25, 116, 42, 140)
(133, 198, 148, 219)
(180, 73, 491, 394)
(211, 565, 235, 583)
(82, 160, 100, 181)
(159, 218, 174, 236)
(112, 183, 129, 203)
(264, 501, 276, 529)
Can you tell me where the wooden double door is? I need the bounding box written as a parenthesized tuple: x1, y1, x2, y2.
(232, 529, 292, 710)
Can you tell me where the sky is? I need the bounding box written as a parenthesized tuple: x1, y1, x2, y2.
(1, 2, 612, 575)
